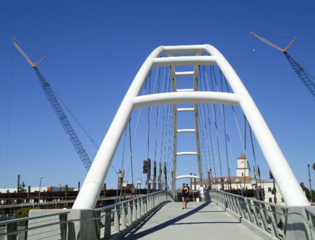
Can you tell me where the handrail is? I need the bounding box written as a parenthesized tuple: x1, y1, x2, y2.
(0, 211, 70, 225)
(95, 190, 172, 211)
(1, 191, 174, 239)
(235, 196, 315, 232)
(210, 190, 315, 240)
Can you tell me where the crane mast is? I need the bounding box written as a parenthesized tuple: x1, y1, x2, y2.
(13, 40, 92, 171)
(251, 32, 315, 98)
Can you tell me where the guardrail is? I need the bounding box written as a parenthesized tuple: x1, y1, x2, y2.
(209, 190, 315, 240)
(0, 191, 174, 240)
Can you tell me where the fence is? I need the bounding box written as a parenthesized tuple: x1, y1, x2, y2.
(0, 191, 174, 240)
(209, 190, 315, 240)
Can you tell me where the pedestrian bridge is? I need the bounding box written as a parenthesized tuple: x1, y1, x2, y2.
(1, 191, 315, 239)
(1, 44, 314, 239)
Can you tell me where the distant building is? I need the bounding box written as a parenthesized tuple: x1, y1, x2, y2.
(0, 187, 48, 193)
(194, 156, 285, 206)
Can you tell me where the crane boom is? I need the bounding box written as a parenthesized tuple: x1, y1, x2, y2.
(34, 68, 92, 171)
(14, 40, 92, 171)
(284, 52, 315, 98)
(250, 32, 297, 52)
(251, 32, 315, 98)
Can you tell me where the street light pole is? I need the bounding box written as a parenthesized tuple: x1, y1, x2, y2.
(308, 164, 313, 204)
(38, 175, 44, 208)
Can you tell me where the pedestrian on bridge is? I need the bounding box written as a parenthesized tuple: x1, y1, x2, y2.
(199, 184, 205, 201)
(181, 183, 188, 209)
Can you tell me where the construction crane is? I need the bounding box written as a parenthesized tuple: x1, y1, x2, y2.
(251, 32, 315, 98)
(13, 40, 92, 171)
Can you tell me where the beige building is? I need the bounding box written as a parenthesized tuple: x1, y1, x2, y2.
(194, 156, 285, 206)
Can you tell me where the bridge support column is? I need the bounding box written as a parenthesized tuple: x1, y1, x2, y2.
(68, 209, 100, 240)
(285, 207, 310, 240)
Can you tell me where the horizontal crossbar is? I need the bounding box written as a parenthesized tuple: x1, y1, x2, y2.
(132, 92, 241, 109)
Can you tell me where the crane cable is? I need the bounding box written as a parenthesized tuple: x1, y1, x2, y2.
(4, 42, 16, 188)
(206, 66, 225, 177)
(196, 76, 212, 185)
(161, 69, 174, 191)
(53, 88, 119, 174)
(199, 66, 217, 182)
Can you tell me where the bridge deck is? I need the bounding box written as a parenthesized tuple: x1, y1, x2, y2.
(123, 202, 263, 240)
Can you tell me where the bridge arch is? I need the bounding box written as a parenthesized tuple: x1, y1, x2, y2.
(73, 44, 309, 209)
(176, 175, 199, 180)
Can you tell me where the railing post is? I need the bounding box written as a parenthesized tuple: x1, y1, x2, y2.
(144, 196, 147, 213)
(59, 212, 68, 240)
(104, 208, 111, 239)
(235, 196, 245, 218)
(132, 200, 137, 222)
(258, 202, 269, 232)
(6, 222, 18, 240)
(140, 197, 144, 216)
(245, 199, 254, 224)
(286, 206, 311, 240)
(305, 206, 315, 240)
(151, 194, 154, 209)
(269, 205, 280, 238)
(127, 201, 132, 226)
(114, 205, 120, 233)
(229, 194, 237, 213)
(121, 203, 127, 230)
(251, 201, 260, 228)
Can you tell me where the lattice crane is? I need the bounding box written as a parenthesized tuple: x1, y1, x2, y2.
(13, 40, 92, 171)
(251, 32, 315, 98)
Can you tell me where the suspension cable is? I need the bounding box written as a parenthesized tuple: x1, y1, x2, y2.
(199, 66, 217, 181)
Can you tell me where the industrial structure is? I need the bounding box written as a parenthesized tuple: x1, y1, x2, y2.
(251, 32, 315, 98)
(13, 40, 92, 171)
(1, 43, 313, 240)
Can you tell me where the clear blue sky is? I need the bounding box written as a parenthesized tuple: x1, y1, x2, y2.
(1, 1, 315, 192)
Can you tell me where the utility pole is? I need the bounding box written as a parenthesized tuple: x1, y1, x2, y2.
(153, 161, 157, 191)
(308, 164, 313, 204)
(147, 159, 151, 193)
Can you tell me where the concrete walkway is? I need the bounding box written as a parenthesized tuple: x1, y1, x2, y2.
(123, 202, 263, 240)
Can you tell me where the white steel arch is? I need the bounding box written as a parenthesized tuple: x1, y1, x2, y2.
(73, 44, 309, 209)
(176, 175, 200, 180)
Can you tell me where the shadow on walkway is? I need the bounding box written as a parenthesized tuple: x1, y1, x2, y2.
(123, 201, 238, 239)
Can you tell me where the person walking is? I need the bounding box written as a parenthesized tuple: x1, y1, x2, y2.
(199, 184, 205, 201)
(181, 183, 187, 209)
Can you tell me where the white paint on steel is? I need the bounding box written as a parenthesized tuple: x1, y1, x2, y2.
(177, 129, 196, 133)
(131, 92, 241, 109)
(152, 56, 217, 67)
(176, 89, 194, 92)
(177, 108, 195, 112)
(176, 175, 200, 180)
(73, 44, 309, 209)
(175, 71, 195, 76)
(177, 152, 198, 156)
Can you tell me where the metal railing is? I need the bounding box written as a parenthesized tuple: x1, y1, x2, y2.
(210, 190, 315, 240)
(0, 191, 174, 240)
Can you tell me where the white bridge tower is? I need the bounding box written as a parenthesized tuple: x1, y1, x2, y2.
(73, 45, 309, 209)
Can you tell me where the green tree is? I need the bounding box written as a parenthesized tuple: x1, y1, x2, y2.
(14, 207, 38, 226)
(300, 182, 315, 201)
(18, 181, 27, 193)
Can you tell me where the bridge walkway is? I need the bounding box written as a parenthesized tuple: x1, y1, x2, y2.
(123, 201, 263, 240)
